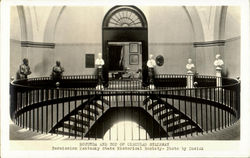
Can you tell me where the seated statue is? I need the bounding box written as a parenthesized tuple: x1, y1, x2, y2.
(51, 61, 64, 80)
(17, 58, 32, 79)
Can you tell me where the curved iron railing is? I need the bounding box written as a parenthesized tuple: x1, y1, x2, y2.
(10, 74, 240, 140)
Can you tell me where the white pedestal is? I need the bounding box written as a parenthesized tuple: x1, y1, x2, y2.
(149, 84, 155, 90)
(96, 85, 104, 90)
(216, 69, 222, 87)
(186, 73, 194, 88)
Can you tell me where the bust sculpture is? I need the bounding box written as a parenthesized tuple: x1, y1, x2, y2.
(214, 54, 224, 70)
(186, 58, 195, 74)
(19, 58, 32, 79)
(147, 54, 156, 68)
(95, 53, 104, 68)
(51, 61, 64, 80)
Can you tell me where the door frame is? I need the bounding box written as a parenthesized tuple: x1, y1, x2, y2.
(102, 6, 148, 86)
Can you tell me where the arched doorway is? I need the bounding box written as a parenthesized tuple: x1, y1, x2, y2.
(102, 5, 148, 86)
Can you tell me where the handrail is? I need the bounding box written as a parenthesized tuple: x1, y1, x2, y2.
(10, 80, 240, 92)
(11, 74, 239, 89)
(10, 74, 240, 139)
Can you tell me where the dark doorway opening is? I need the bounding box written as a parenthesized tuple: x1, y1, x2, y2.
(102, 6, 148, 86)
(108, 45, 123, 71)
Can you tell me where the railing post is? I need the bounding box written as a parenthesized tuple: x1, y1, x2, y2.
(236, 83, 241, 119)
(10, 82, 17, 121)
(9, 74, 240, 140)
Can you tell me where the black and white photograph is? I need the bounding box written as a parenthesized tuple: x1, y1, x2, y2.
(1, 0, 250, 158)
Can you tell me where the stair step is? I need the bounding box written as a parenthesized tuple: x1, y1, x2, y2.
(172, 127, 199, 137)
(147, 101, 158, 110)
(168, 121, 190, 132)
(158, 110, 174, 120)
(54, 129, 82, 137)
(163, 115, 182, 126)
(77, 112, 95, 120)
(102, 98, 109, 105)
(152, 106, 167, 115)
(69, 116, 90, 126)
(92, 101, 104, 110)
(84, 106, 99, 115)
(62, 123, 86, 133)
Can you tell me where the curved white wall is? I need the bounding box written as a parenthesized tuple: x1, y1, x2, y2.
(54, 7, 105, 75)
(10, 7, 22, 78)
(53, 6, 195, 75)
(54, 6, 194, 44)
(147, 7, 195, 74)
(148, 6, 194, 43)
(224, 6, 241, 39)
(55, 7, 104, 44)
(10, 7, 21, 40)
(10, 5, 240, 78)
(224, 6, 241, 78)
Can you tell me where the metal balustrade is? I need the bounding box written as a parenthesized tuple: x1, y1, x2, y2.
(10, 74, 240, 140)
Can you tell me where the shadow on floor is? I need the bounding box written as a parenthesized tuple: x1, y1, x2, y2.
(9, 120, 240, 140)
